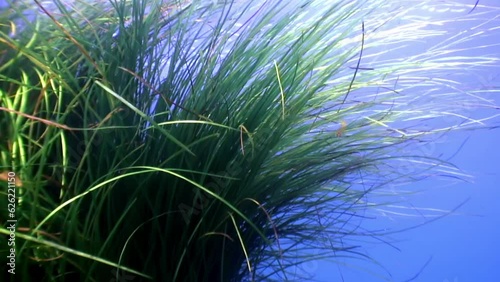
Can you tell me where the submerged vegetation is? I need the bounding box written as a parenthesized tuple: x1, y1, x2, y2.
(0, 0, 498, 281)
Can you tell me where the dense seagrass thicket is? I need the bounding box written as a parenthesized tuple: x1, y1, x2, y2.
(1, 0, 498, 281)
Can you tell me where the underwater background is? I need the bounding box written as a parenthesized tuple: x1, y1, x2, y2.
(311, 1, 500, 281)
(315, 117, 500, 282)
(0, 0, 500, 282)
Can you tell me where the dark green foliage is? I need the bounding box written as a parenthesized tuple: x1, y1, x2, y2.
(1, 0, 498, 281)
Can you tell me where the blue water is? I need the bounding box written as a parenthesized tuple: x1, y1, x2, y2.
(312, 0, 500, 281)
(313, 127, 500, 281)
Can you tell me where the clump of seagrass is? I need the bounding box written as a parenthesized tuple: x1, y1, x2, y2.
(0, 0, 498, 281)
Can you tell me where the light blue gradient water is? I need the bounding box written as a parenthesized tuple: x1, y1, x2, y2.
(312, 1, 500, 281)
